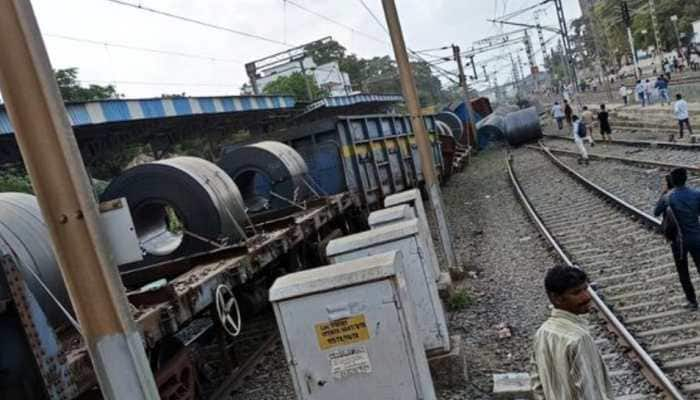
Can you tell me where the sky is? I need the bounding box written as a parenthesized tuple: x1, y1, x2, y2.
(25, 0, 583, 99)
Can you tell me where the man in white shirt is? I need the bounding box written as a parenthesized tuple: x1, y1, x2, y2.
(530, 265, 614, 400)
(673, 93, 693, 141)
(571, 115, 589, 165)
(645, 79, 655, 105)
(618, 84, 628, 106)
(551, 102, 565, 130)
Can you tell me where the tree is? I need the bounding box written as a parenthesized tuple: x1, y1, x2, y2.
(303, 38, 447, 106)
(305, 39, 347, 65)
(262, 72, 327, 101)
(590, 0, 700, 65)
(54, 68, 119, 102)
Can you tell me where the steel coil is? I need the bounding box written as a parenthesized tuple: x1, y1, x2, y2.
(101, 156, 247, 268)
(0, 193, 72, 327)
(476, 114, 507, 141)
(436, 111, 464, 142)
(218, 141, 310, 213)
(435, 120, 454, 137)
(504, 106, 542, 146)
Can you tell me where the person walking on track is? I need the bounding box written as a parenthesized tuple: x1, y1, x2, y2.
(598, 104, 612, 143)
(572, 115, 589, 165)
(673, 93, 693, 141)
(581, 106, 596, 145)
(654, 168, 700, 310)
(530, 265, 614, 400)
(551, 101, 565, 130)
(564, 100, 573, 127)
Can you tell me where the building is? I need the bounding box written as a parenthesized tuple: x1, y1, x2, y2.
(256, 57, 352, 97)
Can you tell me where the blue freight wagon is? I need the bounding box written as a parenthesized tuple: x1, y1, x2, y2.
(281, 114, 444, 208)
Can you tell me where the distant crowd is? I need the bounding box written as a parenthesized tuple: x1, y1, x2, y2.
(550, 92, 692, 163)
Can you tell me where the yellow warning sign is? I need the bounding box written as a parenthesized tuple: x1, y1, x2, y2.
(315, 314, 370, 350)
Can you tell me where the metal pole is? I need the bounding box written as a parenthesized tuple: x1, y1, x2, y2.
(245, 62, 260, 95)
(620, 0, 640, 79)
(452, 44, 478, 149)
(554, 0, 578, 92)
(0, 2, 160, 399)
(627, 27, 641, 79)
(382, 0, 458, 270)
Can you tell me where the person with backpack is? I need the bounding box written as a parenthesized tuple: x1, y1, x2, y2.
(654, 168, 700, 310)
(572, 115, 589, 165)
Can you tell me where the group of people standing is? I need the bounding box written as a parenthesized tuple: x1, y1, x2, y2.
(551, 101, 611, 164)
(628, 75, 671, 107)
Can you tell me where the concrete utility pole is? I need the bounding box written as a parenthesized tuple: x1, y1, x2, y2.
(621, 0, 641, 79)
(452, 44, 478, 148)
(0, 2, 160, 399)
(381, 0, 458, 270)
(648, 0, 663, 69)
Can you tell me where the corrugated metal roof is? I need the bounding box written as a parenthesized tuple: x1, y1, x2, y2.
(304, 93, 403, 113)
(0, 95, 296, 135)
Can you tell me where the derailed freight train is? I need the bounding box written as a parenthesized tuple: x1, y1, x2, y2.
(0, 110, 474, 399)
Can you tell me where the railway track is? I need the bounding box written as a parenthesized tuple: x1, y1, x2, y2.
(508, 144, 700, 398)
(542, 135, 700, 171)
(179, 313, 280, 400)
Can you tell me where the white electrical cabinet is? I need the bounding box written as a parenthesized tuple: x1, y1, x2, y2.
(368, 204, 440, 280)
(384, 190, 441, 275)
(326, 220, 449, 353)
(269, 251, 436, 400)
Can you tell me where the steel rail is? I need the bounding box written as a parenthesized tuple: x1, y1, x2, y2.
(532, 142, 661, 226)
(544, 133, 700, 150)
(506, 150, 685, 399)
(536, 143, 700, 174)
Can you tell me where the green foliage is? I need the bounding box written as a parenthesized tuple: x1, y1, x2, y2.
(305, 40, 347, 65)
(0, 169, 33, 194)
(303, 39, 449, 107)
(54, 67, 119, 102)
(263, 72, 327, 101)
(447, 288, 473, 311)
(590, 0, 700, 63)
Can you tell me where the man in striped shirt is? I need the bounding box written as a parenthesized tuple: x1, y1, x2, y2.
(530, 265, 614, 399)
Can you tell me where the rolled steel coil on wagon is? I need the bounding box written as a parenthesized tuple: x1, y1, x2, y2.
(101, 156, 247, 267)
(436, 111, 464, 142)
(0, 193, 72, 327)
(504, 106, 542, 146)
(435, 120, 454, 137)
(218, 141, 310, 213)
